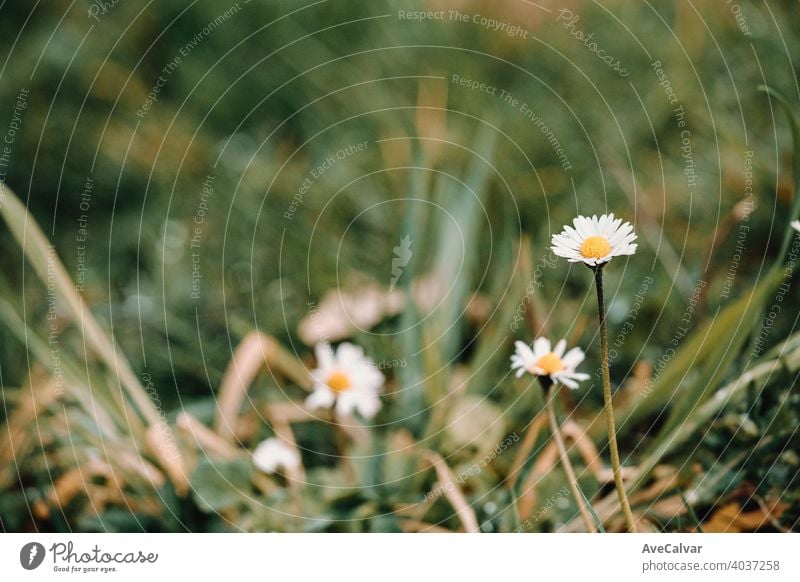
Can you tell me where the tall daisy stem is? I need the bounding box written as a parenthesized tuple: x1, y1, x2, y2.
(593, 265, 637, 533)
(543, 380, 597, 533)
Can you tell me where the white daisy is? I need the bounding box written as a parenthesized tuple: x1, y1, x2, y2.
(551, 213, 637, 266)
(253, 438, 301, 474)
(510, 337, 590, 389)
(305, 342, 385, 419)
(792, 219, 800, 233)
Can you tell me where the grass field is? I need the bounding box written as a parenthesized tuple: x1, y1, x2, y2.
(1, 0, 799, 533)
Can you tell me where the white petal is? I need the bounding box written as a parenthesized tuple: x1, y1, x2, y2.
(551, 234, 577, 251)
(514, 340, 533, 355)
(608, 224, 632, 245)
(553, 339, 567, 357)
(563, 224, 582, 242)
(310, 368, 329, 385)
(352, 361, 384, 390)
(353, 392, 381, 419)
(335, 342, 364, 367)
(366, 367, 386, 390)
(514, 341, 536, 365)
(574, 216, 590, 238)
(314, 343, 335, 371)
(253, 438, 301, 474)
(562, 347, 585, 369)
(335, 391, 357, 416)
(533, 337, 551, 356)
(558, 376, 579, 389)
(306, 387, 335, 410)
(552, 246, 577, 260)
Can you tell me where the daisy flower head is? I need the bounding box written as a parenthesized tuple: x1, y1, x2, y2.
(305, 342, 385, 419)
(253, 438, 301, 474)
(511, 337, 590, 389)
(551, 213, 637, 266)
(792, 219, 800, 233)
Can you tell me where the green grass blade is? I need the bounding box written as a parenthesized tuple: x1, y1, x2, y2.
(579, 487, 606, 533)
(680, 491, 705, 533)
(0, 182, 160, 427)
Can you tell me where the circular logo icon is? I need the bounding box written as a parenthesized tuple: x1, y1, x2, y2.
(19, 542, 46, 570)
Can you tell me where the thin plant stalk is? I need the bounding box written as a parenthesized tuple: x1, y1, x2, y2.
(593, 265, 637, 532)
(543, 379, 597, 533)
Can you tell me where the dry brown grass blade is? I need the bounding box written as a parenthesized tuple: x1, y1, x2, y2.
(263, 402, 317, 424)
(557, 419, 637, 485)
(229, 402, 316, 443)
(560, 420, 605, 481)
(754, 495, 790, 532)
(507, 412, 548, 490)
(49, 458, 112, 509)
(564, 345, 800, 532)
(0, 183, 160, 428)
(704, 498, 789, 533)
(215, 331, 273, 442)
(252, 472, 282, 498)
(177, 412, 243, 461)
(423, 451, 480, 533)
(0, 303, 128, 438)
(146, 425, 189, 497)
(0, 377, 59, 489)
(516, 441, 558, 520)
(330, 412, 370, 448)
(212, 330, 310, 484)
(628, 466, 679, 507)
(214, 331, 312, 443)
(648, 496, 686, 522)
(45, 456, 161, 517)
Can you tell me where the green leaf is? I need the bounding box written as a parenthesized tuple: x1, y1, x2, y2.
(430, 124, 497, 364)
(191, 457, 252, 513)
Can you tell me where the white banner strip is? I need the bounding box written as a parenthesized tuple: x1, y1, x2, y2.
(1, 533, 798, 580)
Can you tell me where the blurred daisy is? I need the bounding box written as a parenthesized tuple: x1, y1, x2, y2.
(792, 220, 800, 232)
(551, 213, 637, 266)
(253, 438, 301, 474)
(306, 342, 385, 419)
(511, 337, 590, 389)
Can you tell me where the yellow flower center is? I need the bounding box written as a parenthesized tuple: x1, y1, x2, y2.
(579, 235, 611, 260)
(326, 371, 351, 393)
(534, 352, 564, 376)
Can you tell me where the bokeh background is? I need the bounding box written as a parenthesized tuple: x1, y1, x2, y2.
(1, 0, 799, 532)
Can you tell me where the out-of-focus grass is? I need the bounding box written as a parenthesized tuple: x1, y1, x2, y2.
(1, 0, 799, 532)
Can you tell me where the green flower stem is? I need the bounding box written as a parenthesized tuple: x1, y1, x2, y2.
(543, 379, 597, 533)
(593, 265, 637, 533)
